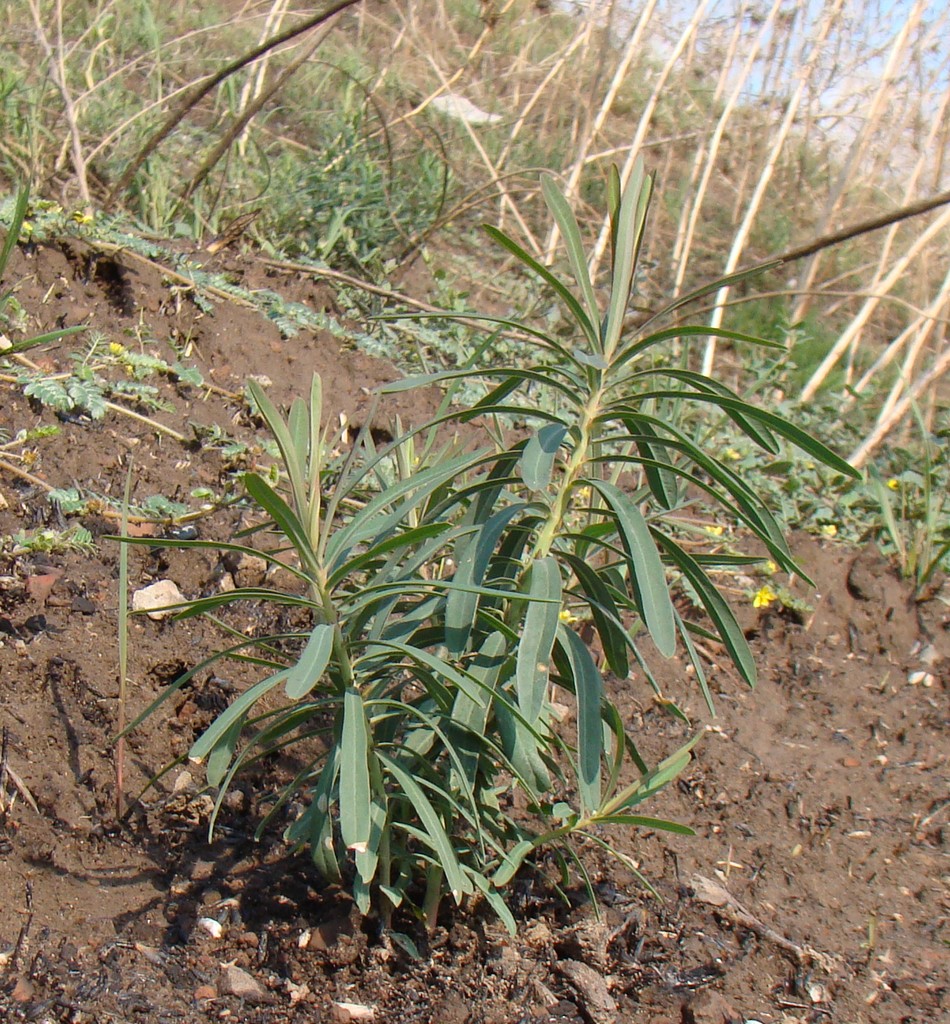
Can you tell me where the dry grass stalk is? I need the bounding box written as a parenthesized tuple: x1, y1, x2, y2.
(587, 0, 710, 281)
(791, 0, 930, 325)
(849, 265, 950, 403)
(800, 205, 950, 402)
(545, 0, 658, 262)
(701, 0, 845, 376)
(850, 343, 950, 468)
(668, 0, 784, 305)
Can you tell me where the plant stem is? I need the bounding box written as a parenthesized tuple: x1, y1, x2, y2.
(533, 379, 605, 560)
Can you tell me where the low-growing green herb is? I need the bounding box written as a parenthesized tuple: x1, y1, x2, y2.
(119, 167, 858, 932)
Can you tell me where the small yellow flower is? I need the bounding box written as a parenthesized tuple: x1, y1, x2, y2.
(109, 341, 127, 356)
(71, 210, 94, 225)
(821, 523, 837, 537)
(724, 448, 741, 461)
(753, 585, 778, 609)
(558, 608, 579, 624)
(764, 560, 779, 575)
(705, 524, 725, 536)
(887, 478, 900, 491)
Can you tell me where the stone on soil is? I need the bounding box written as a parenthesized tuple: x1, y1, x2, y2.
(132, 579, 185, 619)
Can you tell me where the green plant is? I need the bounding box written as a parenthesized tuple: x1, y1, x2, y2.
(120, 165, 857, 933)
(868, 408, 950, 591)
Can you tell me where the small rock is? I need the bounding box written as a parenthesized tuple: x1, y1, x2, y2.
(71, 595, 97, 615)
(560, 918, 609, 969)
(682, 989, 741, 1024)
(197, 917, 224, 939)
(523, 920, 554, 950)
(11, 976, 34, 1002)
(556, 959, 616, 1024)
(306, 910, 357, 951)
(220, 964, 267, 1004)
(223, 788, 248, 813)
(529, 976, 560, 1009)
(132, 579, 185, 619)
(331, 1001, 375, 1022)
(489, 943, 521, 979)
(194, 984, 217, 1001)
(287, 979, 310, 1005)
(235, 552, 268, 586)
(26, 570, 63, 603)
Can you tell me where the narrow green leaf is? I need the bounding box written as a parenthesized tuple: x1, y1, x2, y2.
(445, 503, 529, 654)
(611, 324, 784, 375)
(604, 160, 650, 354)
(639, 391, 859, 478)
(484, 225, 598, 346)
(451, 631, 508, 786)
(656, 533, 757, 687)
(285, 623, 334, 698)
(360, 641, 487, 708)
(328, 448, 490, 567)
(469, 872, 517, 936)
(604, 735, 700, 814)
(377, 752, 473, 902)
(559, 552, 628, 678)
(516, 557, 561, 723)
(496, 700, 551, 795)
(206, 719, 242, 789)
(8, 325, 86, 352)
(162, 586, 318, 620)
(244, 472, 318, 576)
(606, 165, 621, 269)
(632, 419, 680, 510)
(246, 379, 307, 514)
(589, 479, 676, 658)
(641, 261, 781, 331)
(559, 625, 603, 814)
(541, 174, 600, 341)
(675, 608, 714, 715)
(492, 837, 537, 887)
(388, 930, 419, 958)
(189, 670, 285, 763)
(0, 186, 29, 275)
(340, 688, 371, 851)
(593, 814, 695, 835)
(288, 748, 342, 883)
(521, 423, 568, 492)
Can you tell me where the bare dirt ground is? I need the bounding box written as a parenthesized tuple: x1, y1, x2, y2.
(0, 238, 947, 1024)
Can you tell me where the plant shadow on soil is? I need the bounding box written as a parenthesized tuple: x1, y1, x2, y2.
(0, 239, 947, 1024)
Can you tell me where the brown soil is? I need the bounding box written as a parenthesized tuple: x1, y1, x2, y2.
(0, 239, 947, 1024)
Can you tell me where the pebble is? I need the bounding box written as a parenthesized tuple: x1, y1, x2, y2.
(11, 977, 34, 1003)
(197, 917, 224, 939)
(220, 964, 268, 1004)
(556, 959, 616, 1024)
(132, 579, 185, 619)
(331, 1001, 375, 1022)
